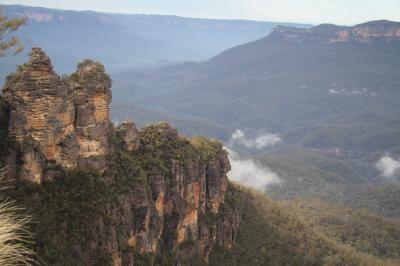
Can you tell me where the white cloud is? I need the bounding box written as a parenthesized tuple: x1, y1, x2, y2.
(226, 148, 280, 190)
(375, 154, 400, 178)
(230, 129, 282, 150)
(328, 87, 378, 97)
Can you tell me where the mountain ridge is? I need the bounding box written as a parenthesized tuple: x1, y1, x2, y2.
(270, 19, 400, 43)
(1, 42, 400, 266)
(0, 4, 311, 84)
(112, 19, 400, 219)
(2, 4, 310, 24)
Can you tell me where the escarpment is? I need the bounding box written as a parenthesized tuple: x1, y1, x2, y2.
(2, 48, 112, 182)
(1, 48, 241, 265)
(271, 20, 400, 43)
(101, 125, 237, 265)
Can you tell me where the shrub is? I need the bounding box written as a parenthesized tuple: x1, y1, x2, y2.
(0, 168, 35, 266)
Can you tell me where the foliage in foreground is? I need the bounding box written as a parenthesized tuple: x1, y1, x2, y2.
(0, 169, 35, 266)
(0, 8, 26, 57)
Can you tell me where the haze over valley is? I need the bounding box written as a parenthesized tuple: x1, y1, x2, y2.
(0, 2, 400, 265)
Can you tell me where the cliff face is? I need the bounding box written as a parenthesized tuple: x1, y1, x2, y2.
(2, 48, 111, 182)
(116, 120, 140, 151)
(271, 20, 400, 43)
(1, 48, 240, 265)
(99, 125, 236, 265)
(2, 48, 76, 182)
(68, 59, 112, 171)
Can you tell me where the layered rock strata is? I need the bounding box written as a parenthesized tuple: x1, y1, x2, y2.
(2, 48, 240, 265)
(102, 124, 236, 265)
(2, 48, 112, 182)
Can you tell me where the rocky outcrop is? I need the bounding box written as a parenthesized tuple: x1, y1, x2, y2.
(68, 59, 112, 171)
(2, 48, 77, 182)
(109, 123, 233, 264)
(2, 49, 241, 265)
(271, 20, 400, 43)
(116, 120, 140, 151)
(2, 48, 112, 182)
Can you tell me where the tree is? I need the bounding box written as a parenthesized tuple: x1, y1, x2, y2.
(0, 8, 26, 57)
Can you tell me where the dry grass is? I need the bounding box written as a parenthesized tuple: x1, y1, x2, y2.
(0, 168, 35, 266)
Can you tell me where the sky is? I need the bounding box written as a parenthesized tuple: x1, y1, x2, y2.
(1, 0, 399, 25)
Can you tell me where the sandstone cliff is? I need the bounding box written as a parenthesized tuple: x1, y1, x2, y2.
(1, 48, 240, 265)
(2, 48, 112, 182)
(271, 20, 400, 43)
(98, 124, 237, 265)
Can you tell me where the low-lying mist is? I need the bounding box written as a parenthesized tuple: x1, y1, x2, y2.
(225, 147, 280, 190)
(229, 129, 282, 150)
(375, 154, 400, 178)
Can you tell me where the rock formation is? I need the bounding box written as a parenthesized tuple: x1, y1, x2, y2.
(116, 120, 140, 151)
(3, 48, 77, 182)
(2, 48, 112, 182)
(1, 48, 240, 265)
(271, 20, 400, 43)
(99, 123, 236, 265)
(68, 59, 112, 171)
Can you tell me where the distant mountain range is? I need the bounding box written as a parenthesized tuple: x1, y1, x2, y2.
(1, 6, 400, 264)
(114, 20, 400, 137)
(112, 20, 400, 216)
(271, 20, 400, 43)
(0, 4, 309, 80)
(1, 4, 400, 217)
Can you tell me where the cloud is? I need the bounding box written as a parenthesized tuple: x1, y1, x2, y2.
(226, 148, 280, 190)
(328, 87, 377, 96)
(375, 154, 400, 178)
(229, 129, 282, 150)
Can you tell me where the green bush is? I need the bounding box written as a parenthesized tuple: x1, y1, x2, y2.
(107, 134, 148, 189)
(8, 170, 113, 265)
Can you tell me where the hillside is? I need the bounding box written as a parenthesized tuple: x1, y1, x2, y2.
(1, 7, 400, 262)
(1, 46, 400, 265)
(0, 4, 309, 83)
(206, 185, 400, 266)
(259, 149, 400, 218)
(112, 20, 400, 217)
(285, 198, 400, 260)
(114, 20, 400, 137)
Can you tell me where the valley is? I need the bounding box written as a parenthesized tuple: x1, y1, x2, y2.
(0, 3, 399, 265)
(110, 20, 400, 219)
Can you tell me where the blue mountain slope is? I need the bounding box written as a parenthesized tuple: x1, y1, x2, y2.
(0, 4, 310, 79)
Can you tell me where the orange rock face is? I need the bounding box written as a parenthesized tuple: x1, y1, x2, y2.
(3, 48, 77, 181)
(2, 50, 239, 265)
(68, 59, 112, 171)
(2, 48, 112, 182)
